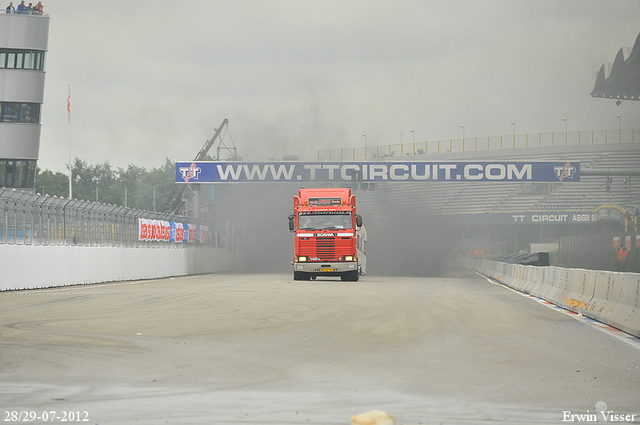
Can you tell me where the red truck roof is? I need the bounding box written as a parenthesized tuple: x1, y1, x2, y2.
(295, 188, 354, 209)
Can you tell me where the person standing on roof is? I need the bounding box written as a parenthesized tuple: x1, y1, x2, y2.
(6, 2, 15, 13)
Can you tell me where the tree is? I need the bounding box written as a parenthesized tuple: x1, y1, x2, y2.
(36, 157, 179, 213)
(35, 168, 68, 197)
(137, 158, 176, 212)
(71, 158, 119, 203)
(118, 164, 146, 209)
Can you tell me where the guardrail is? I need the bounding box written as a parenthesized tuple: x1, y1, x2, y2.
(318, 128, 639, 161)
(0, 188, 217, 248)
(3, 9, 47, 16)
(463, 258, 640, 338)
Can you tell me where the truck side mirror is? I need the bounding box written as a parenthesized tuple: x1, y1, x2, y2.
(356, 214, 363, 228)
(288, 215, 295, 232)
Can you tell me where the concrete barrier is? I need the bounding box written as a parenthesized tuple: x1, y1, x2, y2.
(465, 258, 640, 338)
(585, 273, 640, 337)
(529, 266, 553, 300)
(0, 245, 242, 291)
(561, 269, 596, 314)
(544, 267, 574, 307)
(521, 265, 539, 294)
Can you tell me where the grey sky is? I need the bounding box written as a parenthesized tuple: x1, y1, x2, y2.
(38, 0, 640, 173)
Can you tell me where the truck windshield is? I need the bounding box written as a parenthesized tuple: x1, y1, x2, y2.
(298, 212, 352, 230)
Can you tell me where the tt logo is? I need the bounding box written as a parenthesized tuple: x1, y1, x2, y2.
(179, 164, 202, 182)
(554, 162, 576, 181)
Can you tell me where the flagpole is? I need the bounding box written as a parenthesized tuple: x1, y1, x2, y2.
(68, 85, 72, 199)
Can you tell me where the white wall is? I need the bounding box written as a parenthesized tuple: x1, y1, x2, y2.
(0, 14, 49, 50)
(0, 245, 241, 290)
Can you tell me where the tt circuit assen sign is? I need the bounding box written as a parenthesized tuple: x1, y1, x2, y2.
(175, 161, 579, 184)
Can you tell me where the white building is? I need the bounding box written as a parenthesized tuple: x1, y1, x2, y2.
(0, 9, 49, 189)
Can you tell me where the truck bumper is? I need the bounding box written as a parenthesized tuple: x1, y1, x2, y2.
(293, 261, 358, 276)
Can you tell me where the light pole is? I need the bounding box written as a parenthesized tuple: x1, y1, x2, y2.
(511, 121, 515, 144)
(460, 124, 465, 140)
(617, 114, 622, 140)
(68, 85, 72, 199)
(563, 118, 567, 144)
(362, 133, 367, 159)
(410, 129, 415, 155)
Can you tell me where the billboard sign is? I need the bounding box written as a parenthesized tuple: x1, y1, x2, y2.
(175, 161, 580, 184)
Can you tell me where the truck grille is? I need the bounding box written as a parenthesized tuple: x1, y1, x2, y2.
(299, 237, 352, 260)
(316, 238, 335, 257)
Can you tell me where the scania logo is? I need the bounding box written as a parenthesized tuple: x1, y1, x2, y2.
(317, 233, 336, 237)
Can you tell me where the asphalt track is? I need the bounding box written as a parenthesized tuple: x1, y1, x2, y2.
(1, 270, 639, 424)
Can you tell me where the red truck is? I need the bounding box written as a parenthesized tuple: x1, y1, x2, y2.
(289, 187, 367, 281)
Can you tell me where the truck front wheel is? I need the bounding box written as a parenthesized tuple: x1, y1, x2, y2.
(294, 271, 312, 281)
(342, 271, 359, 282)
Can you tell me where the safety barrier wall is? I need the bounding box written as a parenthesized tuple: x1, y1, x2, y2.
(0, 244, 242, 291)
(463, 258, 640, 338)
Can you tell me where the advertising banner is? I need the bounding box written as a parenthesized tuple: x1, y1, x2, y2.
(458, 211, 596, 225)
(175, 223, 184, 243)
(138, 219, 207, 243)
(169, 221, 176, 242)
(188, 224, 197, 243)
(456, 205, 631, 226)
(175, 161, 580, 184)
(200, 225, 210, 244)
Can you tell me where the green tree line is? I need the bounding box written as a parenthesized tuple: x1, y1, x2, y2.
(35, 158, 177, 213)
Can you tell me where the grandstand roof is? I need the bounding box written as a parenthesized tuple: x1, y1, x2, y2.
(591, 32, 640, 102)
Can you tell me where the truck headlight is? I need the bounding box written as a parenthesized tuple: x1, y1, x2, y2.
(345, 255, 353, 262)
(298, 256, 307, 262)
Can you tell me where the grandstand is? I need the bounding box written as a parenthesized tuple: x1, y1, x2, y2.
(347, 138, 639, 272)
(354, 141, 640, 217)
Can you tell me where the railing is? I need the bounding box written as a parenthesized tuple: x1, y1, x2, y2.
(0, 188, 218, 248)
(4, 9, 47, 16)
(318, 128, 639, 161)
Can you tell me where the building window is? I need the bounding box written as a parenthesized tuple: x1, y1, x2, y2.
(23, 51, 34, 68)
(0, 48, 46, 70)
(0, 102, 40, 123)
(0, 159, 36, 188)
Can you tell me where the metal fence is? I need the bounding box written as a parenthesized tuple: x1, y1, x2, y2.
(0, 188, 217, 248)
(318, 128, 639, 161)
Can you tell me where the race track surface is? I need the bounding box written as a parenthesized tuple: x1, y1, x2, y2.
(1, 270, 639, 424)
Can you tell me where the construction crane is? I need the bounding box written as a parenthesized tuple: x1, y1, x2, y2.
(170, 118, 233, 214)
